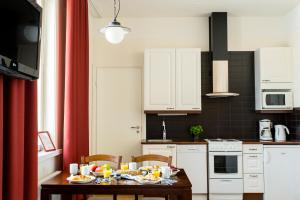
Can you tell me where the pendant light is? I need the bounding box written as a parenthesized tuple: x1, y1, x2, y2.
(100, 0, 130, 44)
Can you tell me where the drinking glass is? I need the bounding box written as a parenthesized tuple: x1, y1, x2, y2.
(120, 163, 129, 170)
(69, 163, 78, 175)
(103, 169, 112, 178)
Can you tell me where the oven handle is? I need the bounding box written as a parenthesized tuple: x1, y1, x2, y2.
(209, 152, 243, 156)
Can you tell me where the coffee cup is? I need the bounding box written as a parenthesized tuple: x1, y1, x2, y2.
(161, 166, 171, 179)
(129, 162, 137, 170)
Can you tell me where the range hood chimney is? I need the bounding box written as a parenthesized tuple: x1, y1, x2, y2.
(206, 12, 239, 98)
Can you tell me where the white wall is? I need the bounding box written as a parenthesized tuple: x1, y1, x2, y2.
(90, 16, 288, 68)
(286, 4, 300, 108)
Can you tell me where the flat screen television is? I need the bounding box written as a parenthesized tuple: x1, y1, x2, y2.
(0, 0, 42, 80)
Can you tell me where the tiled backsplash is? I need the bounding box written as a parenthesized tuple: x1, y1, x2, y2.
(146, 52, 300, 140)
(286, 110, 300, 139)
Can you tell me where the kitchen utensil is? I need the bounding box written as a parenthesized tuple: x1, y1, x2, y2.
(275, 125, 290, 141)
(259, 119, 273, 141)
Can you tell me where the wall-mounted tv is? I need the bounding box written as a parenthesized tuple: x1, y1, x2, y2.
(0, 0, 42, 80)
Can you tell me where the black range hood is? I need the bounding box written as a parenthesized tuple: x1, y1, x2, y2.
(206, 12, 239, 98)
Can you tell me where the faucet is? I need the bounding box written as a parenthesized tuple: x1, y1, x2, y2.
(162, 120, 167, 140)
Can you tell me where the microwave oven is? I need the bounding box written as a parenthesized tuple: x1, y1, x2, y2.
(261, 91, 293, 110)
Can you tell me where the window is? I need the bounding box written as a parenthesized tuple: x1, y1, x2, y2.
(38, 0, 58, 149)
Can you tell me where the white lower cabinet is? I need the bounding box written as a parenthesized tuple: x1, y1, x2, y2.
(243, 144, 264, 193)
(243, 154, 263, 174)
(142, 144, 177, 166)
(244, 174, 264, 193)
(142, 144, 207, 196)
(177, 145, 207, 194)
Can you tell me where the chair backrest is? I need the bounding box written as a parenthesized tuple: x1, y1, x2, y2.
(131, 154, 172, 166)
(81, 154, 122, 169)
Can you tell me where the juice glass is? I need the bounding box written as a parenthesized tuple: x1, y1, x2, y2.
(103, 169, 112, 178)
(120, 163, 129, 170)
(152, 170, 160, 178)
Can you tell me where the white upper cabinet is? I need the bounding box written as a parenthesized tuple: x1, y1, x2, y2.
(144, 48, 201, 112)
(255, 47, 293, 83)
(144, 49, 176, 111)
(176, 49, 202, 111)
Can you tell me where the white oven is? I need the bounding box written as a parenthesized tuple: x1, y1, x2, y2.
(262, 91, 293, 110)
(209, 151, 243, 179)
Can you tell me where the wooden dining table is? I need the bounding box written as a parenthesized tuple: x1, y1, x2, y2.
(40, 169, 192, 200)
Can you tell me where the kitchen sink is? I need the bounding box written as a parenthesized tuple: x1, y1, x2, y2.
(147, 139, 173, 142)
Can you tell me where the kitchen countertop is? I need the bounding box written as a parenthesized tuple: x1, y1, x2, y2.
(141, 139, 207, 144)
(242, 139, 300, 145)
(141, 139, 300, 145)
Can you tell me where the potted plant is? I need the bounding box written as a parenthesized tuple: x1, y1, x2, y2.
(190, 125, 204, 140)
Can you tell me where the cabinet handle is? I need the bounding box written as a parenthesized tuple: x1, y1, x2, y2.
(167, 146, 175, 149)
(192, 108, 200, 110)
(250, 175, 258, 178)
(249, 155, 258, 158)
(262, 80, 271, 82)
(166, 107, 174, 110)
(249, 148, 258, 151)
(220, 179, 232, 182)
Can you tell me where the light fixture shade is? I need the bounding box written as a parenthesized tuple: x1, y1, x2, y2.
(101, 21, 130, 44)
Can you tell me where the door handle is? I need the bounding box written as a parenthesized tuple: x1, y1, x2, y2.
(130, 126, 140, 129)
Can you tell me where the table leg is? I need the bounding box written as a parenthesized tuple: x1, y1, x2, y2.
(169, 194, 177, 200)
(180, 189, 192, 200)
(41, 189, 50, 200)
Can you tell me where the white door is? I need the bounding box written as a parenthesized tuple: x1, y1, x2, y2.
(260, 48, 293, 83)
(176, 49, 201, 111)
(144, 49, 176, 111)
(142, 145, 177, 166)
(95, 67, 142, 163)
(264, 146, 300, 200)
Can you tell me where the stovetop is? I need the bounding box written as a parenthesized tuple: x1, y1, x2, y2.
(205, 138, 243, 151)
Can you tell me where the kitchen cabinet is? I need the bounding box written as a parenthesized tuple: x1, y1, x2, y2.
(243, 154, 263, 174)
(244, 174, 264, 193)
(177, 145, 207, 194)
(243, 144, 264, 193)
(264, 145, 300, 200)
(144, 48, 201, 112)
(175, 49, 202, 111)
(144, 49, 176, 111)
(255, 47, 293, 83)
(142, 144, 176, 166)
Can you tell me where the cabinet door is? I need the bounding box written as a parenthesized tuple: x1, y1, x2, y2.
(177, 145, 207, 193)
(243, 154, 263, 174)
(142, 144, 176, 166)
(144, 49, 176, 111)
(244, 174, 264, 193)
(259, 48, 292, 83)
(176, 49, 202, 111)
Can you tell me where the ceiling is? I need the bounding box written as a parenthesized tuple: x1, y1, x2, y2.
(90, 0, 300, 18)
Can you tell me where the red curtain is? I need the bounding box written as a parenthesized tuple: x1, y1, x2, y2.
(57, 0, 89, 170)
(0, 75, 38, 200)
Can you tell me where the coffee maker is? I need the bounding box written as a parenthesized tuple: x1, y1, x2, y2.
(259, 119, 273, 141)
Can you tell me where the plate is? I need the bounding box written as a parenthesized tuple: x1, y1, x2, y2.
(135, 175, 161, 185)
(67, 175, 96, 184)
(91, 171, 104, 177)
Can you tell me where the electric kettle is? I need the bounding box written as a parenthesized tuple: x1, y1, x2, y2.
(274, 125, 290, 142)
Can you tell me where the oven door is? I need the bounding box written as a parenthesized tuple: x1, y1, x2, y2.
(262, 91, 293, 109)
(209, 152, 243, 179)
